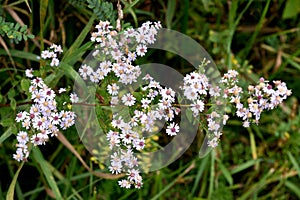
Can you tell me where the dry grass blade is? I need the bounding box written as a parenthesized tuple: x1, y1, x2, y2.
(0, 36, 16, 70)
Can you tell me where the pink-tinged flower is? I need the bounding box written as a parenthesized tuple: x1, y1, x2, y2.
(207, 137, 218, 148)
(107, 83, 119, 95)
(15, 111, 28, 122)
(136, 44, 147, 56)
(166, 122, 179, 136)
(25, 68, 34, 78)
(70, 93, 79, 103)
(118, 180, 131, 189)
(191, 100, 205, 116)
(16, 131, 29, 144)
(121, 93, 136, 106)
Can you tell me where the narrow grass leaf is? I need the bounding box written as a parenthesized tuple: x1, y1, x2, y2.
(190, 156, 209, 196)
(59, 62, 85, 89)
(6, 162, 24, 200)
(61, 41, 92, 66)
(231, 159, 261, 174)
(285, 180, 300, 198)
(287, 151, 300, 179)
(32, 148, 63, 199)
(40, 0, 49, 50)
(285, 56, 300, 71)
(150, 162, 195, 200)
(166, 0, 176, 29)
(216, 158, 233, 186)
(0, 49, 39, 62)
(62, 16, 96, 63)
(0, 127, 12, 144)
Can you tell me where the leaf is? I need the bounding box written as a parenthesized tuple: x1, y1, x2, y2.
(27, 34, 34, 39)
(40, 0, 49, 49)
(20, 25, 27, 33)
(61, 41, 93, 66)
(0, 118, 14, 127)
(216, 158, 233, 186)
(10, 99, 17, 111)
(14, 23, 20, 30)
(285, 180, 300, 198)
(62, 16, 95, 63)
(282, 0, 300, 19)
(8, 89, 16, 99)
(231, 159, 261, 174)
(0, 49, 39, 62)
(0, 127, 12, 144)
(21, 79, 30, 93)
(32, 148, 63, 199)
(185, 108, 193, 123)
(6, 162, 25, 200)
(166, 0, 176, 29)
(287, 151, 300, 179)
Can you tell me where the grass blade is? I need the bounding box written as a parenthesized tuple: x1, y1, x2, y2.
(32, 147, 63, 199)
(0, 127, 12, 144)
(166, 0, 176, 29)
(287, 151, 300, 179)
(216, 158, 233, 186)
(0, 49, 39, 62)
(231, 159, 261, 174)
(62, 16, 96, 63)
(40, 0, 49, 50)
(6, 162, 24, 200)
(285, 180, 300, 198)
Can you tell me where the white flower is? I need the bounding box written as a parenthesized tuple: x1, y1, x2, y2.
(16, 111, 28, 122)
(13, 148, 24, 162)
(79, 64, 93, 79)
(41, 50, 51, 59)
(243, 120, 250, 128)
(58, 88, 66, 93)
(121, 93, 136, 106)
(223, 115, 229, 125)
(191, 100, 205, 116)
(207, 137, 218, 148)
(118, 179, 131, 189)
(184, 87, 198, 100)
(16, 131, 29, 144)
(50, 58, 60, 67)
(25, 68, 34, 78)
(136, 44, 147, 56)
(107, 83, 119, 95)
(166, 122, 179, 136)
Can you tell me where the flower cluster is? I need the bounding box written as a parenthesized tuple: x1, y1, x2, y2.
(180, 59, 228, 148)
(221, 70, 292, 127)
(105, 74, 180, 188)
(41, 44, 63, 66)
(107, 115, 144, 188)
(14, 72, 76, 162)
(76, 21, 292, 189)
(79, 20, 161, 85)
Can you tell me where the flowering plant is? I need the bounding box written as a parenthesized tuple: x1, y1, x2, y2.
(11, 19, 292, 190)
